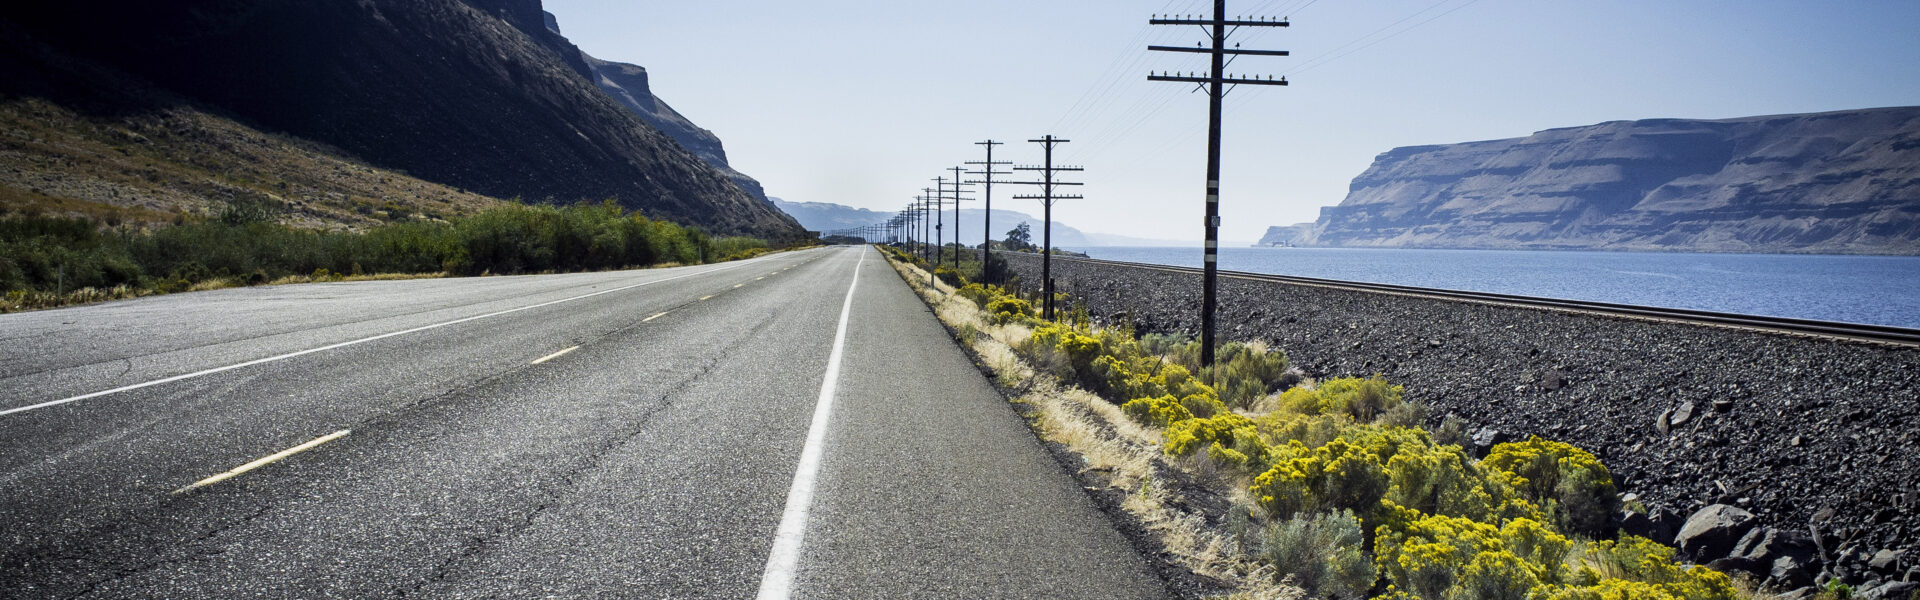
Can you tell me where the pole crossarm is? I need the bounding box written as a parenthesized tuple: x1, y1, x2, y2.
(1149, 17, 1289, 27)
(1148, 74, 1288, 85)
(1147, 45, 1289, 56)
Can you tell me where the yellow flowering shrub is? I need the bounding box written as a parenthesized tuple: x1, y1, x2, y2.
(984, 295, 1033, 324)
(1005, 321, 1727, 600)
(1165, 411, 1256, 456)
(1280, 376, 1405, 421)
(1121, 394, 1193, 428)
(1373, 510, 1571, 600)
(1252, 437, 1390, 519)
(1554, 536, 1738, 600)
(1483, 437, 1620, 537)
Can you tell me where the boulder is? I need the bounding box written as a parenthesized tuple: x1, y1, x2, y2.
(1676, 504, 1758, 561)
(1470, 427, 1516, 457)
(1858, 581, 1920, 600)
(1706, 556, 1767, 578)
(1774, 587, 1817, 600)
(1729, 527, 1821, 588)
(1772, 554, 1820, 589)
(1870, 549, 1905, 573)
(1736, 528, 1821, 563)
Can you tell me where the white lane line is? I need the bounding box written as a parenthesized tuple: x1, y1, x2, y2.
(3, 261, 756, 417)
(529, 346, 579, 365)
(172, 430, 350, 495)
(643, 311, 669, 322)
(756, 249, 864, 600)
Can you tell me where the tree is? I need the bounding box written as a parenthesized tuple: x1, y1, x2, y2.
(1005, 222, 1033, 251)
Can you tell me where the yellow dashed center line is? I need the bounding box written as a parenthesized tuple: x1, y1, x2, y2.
(644, 311, 668, 322)
(700, 295, 714, 301)
(756, 277, 765, 281)
(734, 284, 744, 288)
(530, 346, 579, 364)
(173, 430, 351, 495)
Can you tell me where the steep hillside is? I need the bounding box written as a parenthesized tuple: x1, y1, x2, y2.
(547, 12, 770, 203)
(0, 24, 502, 228)
(1, 0, 804, 239)
(1299, 107, 1920, 255)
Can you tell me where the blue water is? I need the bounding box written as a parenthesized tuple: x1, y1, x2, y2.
(1067, 246, 1920, 329)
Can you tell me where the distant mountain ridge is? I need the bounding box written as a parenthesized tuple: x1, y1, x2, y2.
(771, 198, 1190, 248)
(1268, 107, 1920, 254)
(770, 199, 1182, 247)
(1, 0, 803, 238)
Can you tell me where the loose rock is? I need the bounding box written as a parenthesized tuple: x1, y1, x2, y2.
(1677, 504, 1759, 562)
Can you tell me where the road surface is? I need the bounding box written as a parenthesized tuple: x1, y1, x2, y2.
(0, 246, 1164, 599)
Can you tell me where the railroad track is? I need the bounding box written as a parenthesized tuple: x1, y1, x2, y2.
(1031, 253, 1920, 347)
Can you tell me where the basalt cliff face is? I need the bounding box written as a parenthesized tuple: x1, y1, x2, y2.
(1289, 107, 1920, 254)
(542, 12, 769, 203)
(1, 0, 803, 238)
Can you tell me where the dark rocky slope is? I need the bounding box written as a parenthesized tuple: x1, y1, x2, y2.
(1, 0, 803, 239)
(1293, 107, 1920, 255)
(540, 12, 769, 203)
(999, 252, 1919, 590)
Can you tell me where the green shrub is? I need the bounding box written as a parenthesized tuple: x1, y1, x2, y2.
(1257, 510, 1375, 599)
(1, 201, 750, 306)
(1207, 342, 1291, 408)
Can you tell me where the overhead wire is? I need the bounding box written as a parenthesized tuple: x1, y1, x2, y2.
(1048, 0, 1208, 138)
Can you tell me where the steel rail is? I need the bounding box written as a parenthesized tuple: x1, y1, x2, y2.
(1031, 254, 1920, 347)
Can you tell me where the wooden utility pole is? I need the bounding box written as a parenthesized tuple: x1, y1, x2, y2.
(945, 166, 975, 268)
(966, 140, 1012, 283)
(1148, 2, 1289, 367)
(1009, 135, 1083, 321)
(929, 179, 950, 269)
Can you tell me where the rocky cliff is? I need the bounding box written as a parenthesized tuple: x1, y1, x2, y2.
(541, 12, 769, 203)
(1, 0, 804, 239)
(1298, 107, 1920, 255)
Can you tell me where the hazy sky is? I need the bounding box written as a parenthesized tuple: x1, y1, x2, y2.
(545, 0, 1920, 244)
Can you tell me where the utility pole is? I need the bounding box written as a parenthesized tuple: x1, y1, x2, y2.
(1149, 2, 1289, 368)
(945, 166, 975, 268)
(1009, 135, 1083, 321)
(930, 181, 950, 269)
(966, 140, 1012, 283)
(923, 194, 933, 259)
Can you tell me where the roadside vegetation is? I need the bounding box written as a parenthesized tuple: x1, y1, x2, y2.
(879, 245, 1745, 600)
(1, 201, 780, 312)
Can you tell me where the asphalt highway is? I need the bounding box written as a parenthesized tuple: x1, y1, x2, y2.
(0, 246, 1164, 599)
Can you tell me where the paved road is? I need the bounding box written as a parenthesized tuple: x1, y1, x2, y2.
(0, 246, 1164, 599)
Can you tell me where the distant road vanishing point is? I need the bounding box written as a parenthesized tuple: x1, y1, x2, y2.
(0, 246, 1164, 599)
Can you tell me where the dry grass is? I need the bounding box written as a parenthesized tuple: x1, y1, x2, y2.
(883, 253, 1304, 600)
(0, 97, 504, 230)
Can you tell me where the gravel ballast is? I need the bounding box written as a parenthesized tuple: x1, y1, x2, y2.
(998, 251, 1919, 576)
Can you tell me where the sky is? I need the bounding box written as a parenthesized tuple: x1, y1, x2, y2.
(545, 0, 1920, 244)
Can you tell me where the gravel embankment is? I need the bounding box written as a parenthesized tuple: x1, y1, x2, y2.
(999, 252, 1918, 574)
